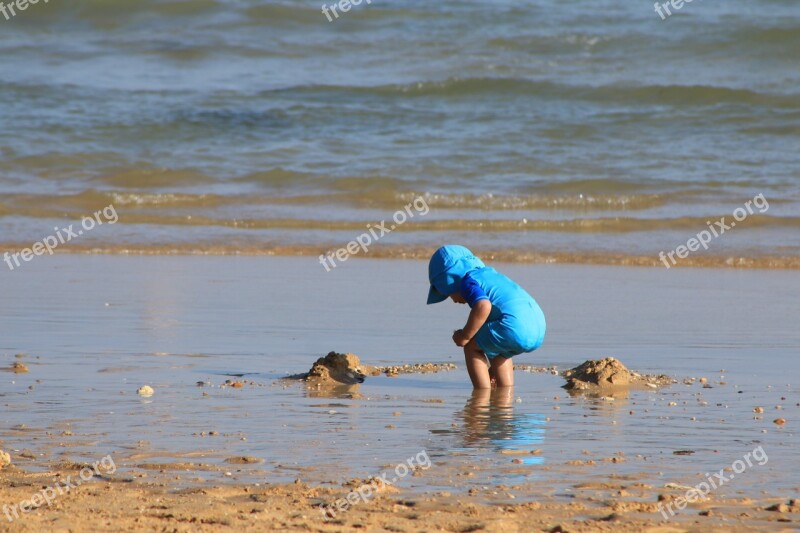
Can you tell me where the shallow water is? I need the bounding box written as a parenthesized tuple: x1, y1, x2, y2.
(1, 257, 797, 501)
(1, 1, 799, 265)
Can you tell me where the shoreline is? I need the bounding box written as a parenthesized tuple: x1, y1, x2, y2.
(2, 243, 800, 270)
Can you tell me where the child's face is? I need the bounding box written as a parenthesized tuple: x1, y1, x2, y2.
(450, 293, 466, 304)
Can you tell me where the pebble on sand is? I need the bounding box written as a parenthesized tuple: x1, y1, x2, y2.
(773, 418, 786, 425)
(11, 362, 29, 373)
(137, 385, 155, 397)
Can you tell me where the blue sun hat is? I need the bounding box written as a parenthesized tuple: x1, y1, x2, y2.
(427, 245, 485, 304)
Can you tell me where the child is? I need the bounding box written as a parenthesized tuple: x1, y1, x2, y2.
(427, 245, 546, 389)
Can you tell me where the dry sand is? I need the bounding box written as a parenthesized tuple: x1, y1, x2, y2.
(0, 457, 797, 532)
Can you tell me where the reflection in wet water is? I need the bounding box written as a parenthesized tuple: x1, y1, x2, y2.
(459, 388, 546, 466)
(302, 382, 363, 400)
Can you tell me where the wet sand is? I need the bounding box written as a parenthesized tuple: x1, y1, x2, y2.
(1, 256, 799, 531)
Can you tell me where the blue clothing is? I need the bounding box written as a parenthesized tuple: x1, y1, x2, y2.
(427, 245, 485, 304)
(460, 274, 489, 307)
(460, 267, 546, 359)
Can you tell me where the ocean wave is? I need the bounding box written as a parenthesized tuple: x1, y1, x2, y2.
(272, 78, 800, 109)
(0, 197, 794, 234)
(0, 242, 797, 270)
(1, 187, 792, 215)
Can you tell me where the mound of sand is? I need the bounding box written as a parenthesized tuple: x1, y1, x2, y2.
(563, 357, 670, 391)
(288, 352, 458, 386)
(304, 352, 376, 385)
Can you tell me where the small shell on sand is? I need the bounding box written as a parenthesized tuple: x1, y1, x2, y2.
(0, 449, 11, 469)
(137, 385, 155, 397)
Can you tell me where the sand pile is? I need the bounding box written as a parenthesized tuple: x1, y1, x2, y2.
(1, 361, 29, 373)
(563, 357, 670, 391)
(304, 352, 376, 385)
(290, 352, 457, 385)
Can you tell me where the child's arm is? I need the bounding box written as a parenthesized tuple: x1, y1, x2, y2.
(453, 300, 492, 347)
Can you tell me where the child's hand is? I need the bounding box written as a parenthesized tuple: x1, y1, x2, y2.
(452, 329, 471, 347)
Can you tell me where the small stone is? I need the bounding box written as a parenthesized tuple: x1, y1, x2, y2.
(767, 503, 790, 513)
(11, 362, 28, 373)
(773, 418, 786, 425)
(753, 407, 764, 414)
(137, 385, 154, 397)
(224, 456, 263, 465)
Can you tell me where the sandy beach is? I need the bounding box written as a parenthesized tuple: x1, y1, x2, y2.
(2, 1, 799, 530)
(1, 256, 798, 531)
(0, 461, 797, 532)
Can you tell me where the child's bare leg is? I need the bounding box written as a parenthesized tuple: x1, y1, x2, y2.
(464, 338, 491, 389)
(489, 355, 514, 387)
